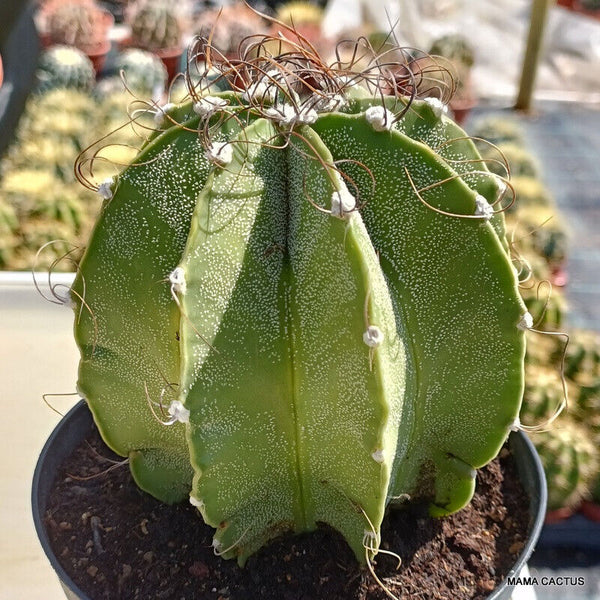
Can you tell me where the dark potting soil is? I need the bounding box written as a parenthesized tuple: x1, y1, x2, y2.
(44, 427, 530, 600)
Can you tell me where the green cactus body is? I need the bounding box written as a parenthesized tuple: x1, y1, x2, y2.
(72, 59, 526, 566)
(36, 46, 95, 93)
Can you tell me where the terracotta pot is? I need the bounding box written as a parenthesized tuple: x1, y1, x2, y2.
(544, 505, 576, 524)
(155, 46, 183, 82)
(84, 38, 111, 76)
(573, 0, 600, 18)
(580, 500, 600, 521)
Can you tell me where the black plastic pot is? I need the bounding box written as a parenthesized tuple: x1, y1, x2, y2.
(33, 401, 547, 600)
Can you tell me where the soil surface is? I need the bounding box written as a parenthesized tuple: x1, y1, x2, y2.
(44, 427, 530, 600)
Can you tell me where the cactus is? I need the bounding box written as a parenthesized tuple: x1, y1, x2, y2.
(520, 365, 568, 425)
(532, 419, 599, 511)
(509, 176, 552, 212)
(115, 48, 168, 97)
(429, 34, 475, 69)
(561, 329, 600, 384)
(507, 205, 568, 270)
(36, 45, 95, 93)
(471, 116, 525, 148)
(521, 285, 567, 332)
(130, 2, 181, 51)
(46, 0, 111, 52)
(70, 36, 527, 565)
(479, 145, 540, 180)
(276, 1, 324, 26)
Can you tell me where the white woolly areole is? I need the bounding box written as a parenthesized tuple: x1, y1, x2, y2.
(193, 96, 228, 117)
(424, 97, 448, 118)
(189, 495, 204, 508)
(212, 538, 222, 550)
(154, 102, 175, 125)
(363, 325, 384, 347)
(517, 312, 534, 331)
(242, 71, 280, 104)
(265, 104, 318, 127)
(371, 449, 385, 463)
(331, 187, 356, 218)
(474, 194, 494, 220)
(316, 94, 346, 112)
(206, 141, 233, 166)
(97, 177, 115, 200)
(169, 267, 186, 295)
(365, 105, 394, 132)
(167, 400, 190, 424)
(510, 417, 521, 432)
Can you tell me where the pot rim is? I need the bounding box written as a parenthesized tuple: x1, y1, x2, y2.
(32, 400, 547, 600)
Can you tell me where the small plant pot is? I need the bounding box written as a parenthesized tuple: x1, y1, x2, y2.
(83, 38, 112, 77)
(544, 505, 576, 524)
(580, 500, 600, 521)
(155, 46, 183, 82)
(573, 0, 600, 17)
(32, 401, 547, 600)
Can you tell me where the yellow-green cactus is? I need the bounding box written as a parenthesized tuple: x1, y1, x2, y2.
(71, 36, 528, 565)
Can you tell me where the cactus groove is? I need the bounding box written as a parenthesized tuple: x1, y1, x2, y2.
(71, 38, 527, 567)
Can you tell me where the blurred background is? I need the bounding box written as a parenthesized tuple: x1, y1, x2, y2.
(0, 0, 599, 598)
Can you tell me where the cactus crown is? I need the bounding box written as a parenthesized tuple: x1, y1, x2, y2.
(71, 30, 527, 569)
(130, 2, 181, 51)
(36, 45, 95, 93)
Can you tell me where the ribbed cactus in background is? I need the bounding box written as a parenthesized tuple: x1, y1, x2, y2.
(46, 0, 110, 52)
(71, 35, 527, 565)
(116, 48, 168, 97)
(532, 420, 599, 511)
(130, 3, 181, 51)
(36, 46, 95, 93)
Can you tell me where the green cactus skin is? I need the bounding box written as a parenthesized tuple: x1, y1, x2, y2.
(130, 3, 181, 51)
(116, 49, 168, 97)
(71, 55, 526, 566)
(36, 46, 95, 93)
(532, 419, 600, 511)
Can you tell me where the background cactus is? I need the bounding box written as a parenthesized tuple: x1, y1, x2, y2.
(44, 0, 112, 53)
(70, 36, 527, 565)
(36, 45, 95, 93)
(429, 33, 475, 69)
(531, 419, 600, 511)
(129, 2, 181, 51)
(115, 48, 168, 98)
